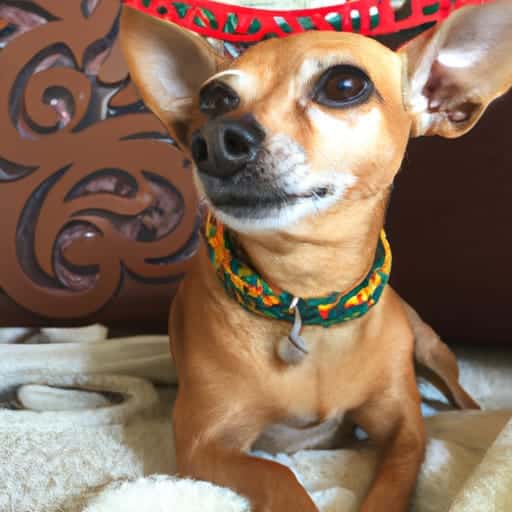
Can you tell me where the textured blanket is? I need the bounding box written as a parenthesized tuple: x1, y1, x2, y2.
(0, 327, 511, 512)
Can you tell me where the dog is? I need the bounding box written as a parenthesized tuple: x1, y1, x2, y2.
(120, 2, 512, 510)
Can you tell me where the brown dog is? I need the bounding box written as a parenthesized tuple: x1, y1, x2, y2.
(121, 2, 512, 511)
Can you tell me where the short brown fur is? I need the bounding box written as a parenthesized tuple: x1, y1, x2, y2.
(121, 3, 512, 510)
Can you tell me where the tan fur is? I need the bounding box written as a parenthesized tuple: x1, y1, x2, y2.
(121, 3, 512, 511)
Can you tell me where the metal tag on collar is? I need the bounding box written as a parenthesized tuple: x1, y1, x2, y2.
(276, 297, 309, 365)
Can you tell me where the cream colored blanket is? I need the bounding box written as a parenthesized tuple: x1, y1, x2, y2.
(0, 327, 511, 512)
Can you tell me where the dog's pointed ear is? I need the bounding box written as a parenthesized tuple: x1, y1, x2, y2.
(120, 7, 228, 146)
(400, 0, 512, 138)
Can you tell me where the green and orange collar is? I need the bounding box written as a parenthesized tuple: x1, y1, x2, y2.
(205, 212, 392, 327)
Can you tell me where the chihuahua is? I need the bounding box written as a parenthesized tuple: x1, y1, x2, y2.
(120, 2, 512, 511)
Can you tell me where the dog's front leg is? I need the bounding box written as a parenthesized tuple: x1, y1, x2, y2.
(172, 393, 318, 512)
(351, 371, 426, 512)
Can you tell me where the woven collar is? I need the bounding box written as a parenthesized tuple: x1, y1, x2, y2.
(205, 213, 392, 327)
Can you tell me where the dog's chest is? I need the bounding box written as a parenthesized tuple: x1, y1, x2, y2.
(284, 321, 364, 382)
(272, 318, 361, 362)
(266, 322, 369, 420)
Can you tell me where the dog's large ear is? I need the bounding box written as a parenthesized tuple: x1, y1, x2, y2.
(120, 7, 227, 145)
(400, 0, 512, 138)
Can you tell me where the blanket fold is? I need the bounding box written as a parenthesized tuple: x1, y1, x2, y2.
(0, 326, 511, 512)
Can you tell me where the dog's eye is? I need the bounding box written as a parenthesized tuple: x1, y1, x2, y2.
(199, 81, 240, 117)
(313, 65, 373, 108)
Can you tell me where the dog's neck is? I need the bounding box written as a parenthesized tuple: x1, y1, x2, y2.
(235, 190, 389, 298)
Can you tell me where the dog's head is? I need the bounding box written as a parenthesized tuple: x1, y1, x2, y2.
(121, 2, 511, 233)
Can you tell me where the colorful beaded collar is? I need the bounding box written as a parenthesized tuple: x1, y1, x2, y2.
(205, 212, 392, 328)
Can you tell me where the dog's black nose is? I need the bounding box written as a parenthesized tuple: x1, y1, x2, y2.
(191, 116, 265, 178)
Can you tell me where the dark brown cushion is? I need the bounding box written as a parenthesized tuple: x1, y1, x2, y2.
(388, 92, 512, 344)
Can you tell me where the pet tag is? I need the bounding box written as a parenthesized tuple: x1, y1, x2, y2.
(276, 297, 309, 365)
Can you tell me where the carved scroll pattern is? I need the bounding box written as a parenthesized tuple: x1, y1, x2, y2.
(0, 0, 198, 322)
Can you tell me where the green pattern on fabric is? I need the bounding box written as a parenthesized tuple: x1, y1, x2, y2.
(172, 2, 190, 18)
(351, 11, 361, 31)
(423, 3, 440, 15)
(194, 15, 206, 27)
(298, 16, 315, 30)
(325, 12, 342, 30)
(370, 10, 379, 29)
(201, 7, 219, 29)
(275, 16, 293, 33)
(205, 213, 392, 327)
(248, 18, 262, 33)
(224, 13, 238, 33)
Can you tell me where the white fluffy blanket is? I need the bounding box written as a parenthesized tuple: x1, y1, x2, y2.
(1, 327, 511, 512)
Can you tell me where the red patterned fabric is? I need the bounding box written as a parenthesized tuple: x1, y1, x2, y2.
(122, 0, 494, 41)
